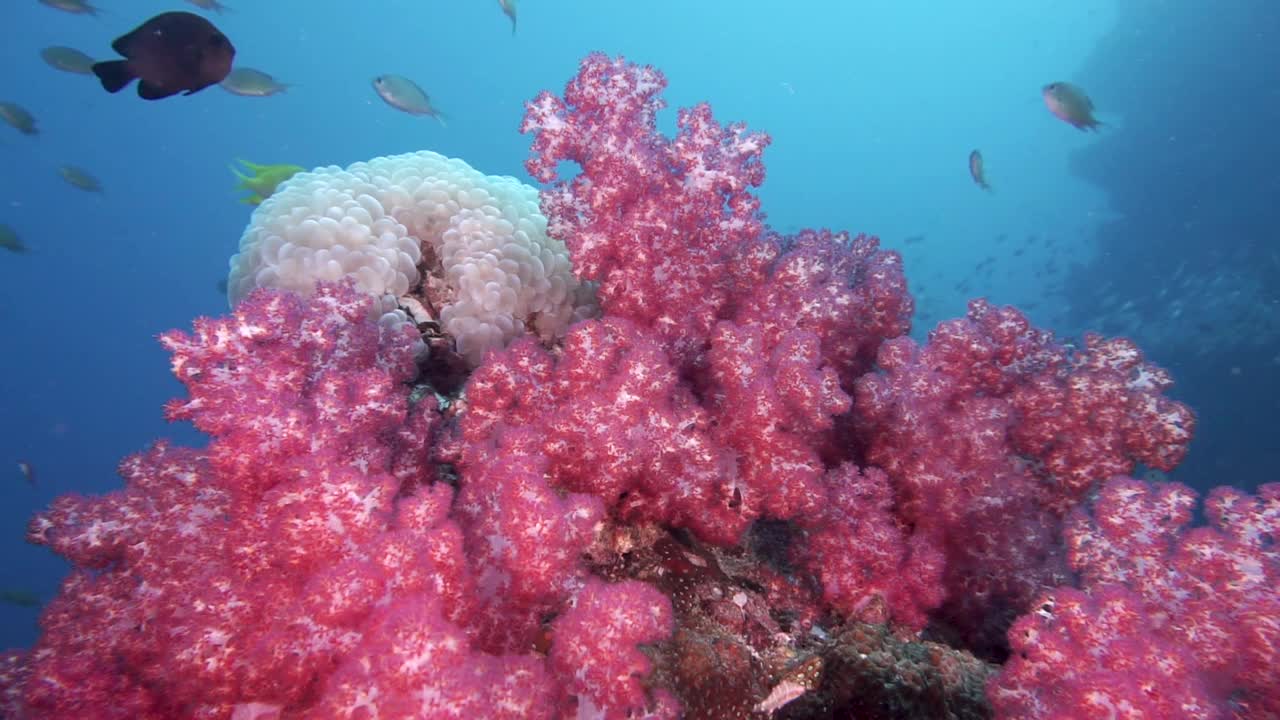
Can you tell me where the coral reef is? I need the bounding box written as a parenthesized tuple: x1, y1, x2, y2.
(989, 477, 1279, 718)
(2, 53, 1272, 720)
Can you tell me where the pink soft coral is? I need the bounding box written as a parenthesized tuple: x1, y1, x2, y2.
(15, 283, 676, 719)
(523, 51, 770, 368)
(991, 477, 1279, 719)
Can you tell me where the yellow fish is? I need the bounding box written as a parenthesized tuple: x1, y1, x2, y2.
(231, 159, 304, 205)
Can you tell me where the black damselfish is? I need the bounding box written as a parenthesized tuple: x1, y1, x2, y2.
(92, 11, 235, 100)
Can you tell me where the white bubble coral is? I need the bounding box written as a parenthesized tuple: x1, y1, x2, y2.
(228, 150, 592, 364)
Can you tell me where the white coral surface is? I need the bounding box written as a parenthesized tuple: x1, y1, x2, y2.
(228, 151, 587, 364)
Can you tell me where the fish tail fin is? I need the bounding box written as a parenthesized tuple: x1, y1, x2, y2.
(229, 163, 252, 188)
(434, 111, 449, 128)
(92, 60, 134, 93)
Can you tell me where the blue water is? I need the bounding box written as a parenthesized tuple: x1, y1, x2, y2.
(0, 0, 1275, 653)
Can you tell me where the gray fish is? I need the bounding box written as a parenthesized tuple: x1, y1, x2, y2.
(0, 589, 41, 608)
(39, 0, 100, 16)
(1, 224, 29, 254)
(220, 68, 289, 97)
(59, 165, 103, 193)
(186, 0, 232, 12)
(92, 11, 236, 100)
(0, 102, 38, 135)
(498, 0, 517, 33)
(40, 46, 97, 75)
(372, 74, 447, 125)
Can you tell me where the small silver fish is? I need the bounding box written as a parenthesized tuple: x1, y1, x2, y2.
(17, 461, 34, 484)
(372, 74, 446, 125)
(220, 68, 288, 97)
(1, 224, 28, 254)
(40, 47, 97, 75)
(59, 165, 103, 193)
(0, 102, 38, 135)
(39, 0, 100, 15)
(186, 0, 232, 12)
(498, 0, 517, 33)
(968, 149, 991, 191)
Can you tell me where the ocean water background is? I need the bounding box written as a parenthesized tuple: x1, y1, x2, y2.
(0, 0, 1274, 652)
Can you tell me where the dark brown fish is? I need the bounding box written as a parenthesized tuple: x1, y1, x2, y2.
(92, 12, 235, 100)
